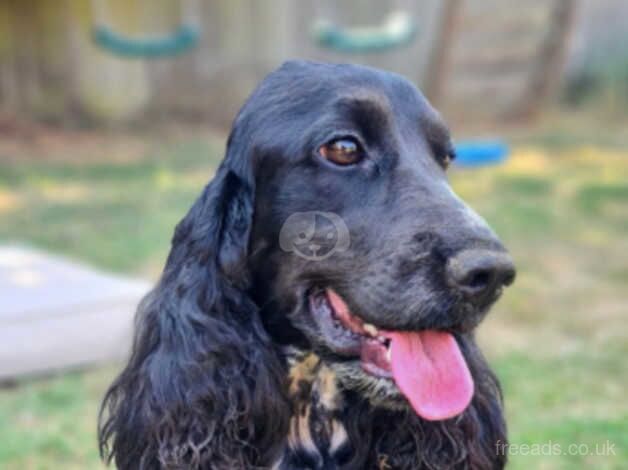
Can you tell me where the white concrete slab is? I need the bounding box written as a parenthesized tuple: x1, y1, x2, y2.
(0, 245, 151, 380)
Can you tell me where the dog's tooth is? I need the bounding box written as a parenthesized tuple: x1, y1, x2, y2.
(386, 346, 392, 362)
(363, 323, 378, 337)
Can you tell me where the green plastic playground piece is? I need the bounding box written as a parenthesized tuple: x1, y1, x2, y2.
(92, 24, 200, 58)
(313, 12, 417, 53)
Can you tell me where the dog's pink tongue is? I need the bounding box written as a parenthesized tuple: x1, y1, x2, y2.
(386, 330, 474, 421)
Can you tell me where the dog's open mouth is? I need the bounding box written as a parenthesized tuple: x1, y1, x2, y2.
(309, 288, 474, 421)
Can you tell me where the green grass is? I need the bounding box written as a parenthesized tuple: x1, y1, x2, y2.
(493, 353, 627, 469)
(0, 132, 627, 469)
(0, 371, 115, 470)
(0, 139, 221, 273)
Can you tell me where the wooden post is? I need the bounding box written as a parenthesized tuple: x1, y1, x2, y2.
(0, 3, 18, 113)
(515, 0, 578, 119)
(423, 0, 463, 107)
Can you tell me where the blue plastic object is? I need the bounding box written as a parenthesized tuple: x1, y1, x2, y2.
(454, 140, 509, 167)
(92, 24, 200, 58)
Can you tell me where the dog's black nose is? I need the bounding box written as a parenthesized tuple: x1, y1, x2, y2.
(446, 249, 515, 301)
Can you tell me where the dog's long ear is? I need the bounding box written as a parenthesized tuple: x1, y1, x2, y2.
(98, 153, 290, 469)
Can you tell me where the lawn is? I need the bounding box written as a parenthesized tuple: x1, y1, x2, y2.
(0, 128, 626, 469)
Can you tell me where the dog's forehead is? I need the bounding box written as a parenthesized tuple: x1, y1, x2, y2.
(268, 61, 429, 109)
(313, 63, 447, 136)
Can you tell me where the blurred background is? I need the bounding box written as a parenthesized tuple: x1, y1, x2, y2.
(0, 0, 626, 468)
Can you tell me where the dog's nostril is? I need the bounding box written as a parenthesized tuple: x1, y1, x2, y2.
(465, 269, 492, 290)
(446, 249, 516, 301)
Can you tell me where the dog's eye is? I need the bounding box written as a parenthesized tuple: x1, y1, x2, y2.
(440, 149, 456, 170)
(442, 153, 453, 169)
(319, 137, 364, 166)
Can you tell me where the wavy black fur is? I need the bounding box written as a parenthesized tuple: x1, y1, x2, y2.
(98, 164, 291, 468)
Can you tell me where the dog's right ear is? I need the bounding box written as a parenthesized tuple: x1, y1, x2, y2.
(98, 147, 290, 468)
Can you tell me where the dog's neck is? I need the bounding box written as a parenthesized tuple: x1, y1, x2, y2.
(274, 344, 506, 470)
(276, 348, 395, 469)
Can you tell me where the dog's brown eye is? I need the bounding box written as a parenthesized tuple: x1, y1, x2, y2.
(319, 137, 363, 166)
(439, 148, 456, 170)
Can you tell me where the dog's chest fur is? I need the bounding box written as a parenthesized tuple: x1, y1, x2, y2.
(273, 350, 391, 470)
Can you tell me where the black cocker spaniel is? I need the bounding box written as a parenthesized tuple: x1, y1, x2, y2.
(99, 61, 516, 469)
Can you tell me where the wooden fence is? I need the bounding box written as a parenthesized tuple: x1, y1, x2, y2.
(0, 0, 576, 127)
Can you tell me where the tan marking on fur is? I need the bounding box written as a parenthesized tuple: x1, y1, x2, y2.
(284, 353, 349, 462)
(313, 364, 342, 410)
(287, 404, 318, 455)
(329, 418, 349, 453)
(288, 353, 321, 396)
(378, 454, 392, 470)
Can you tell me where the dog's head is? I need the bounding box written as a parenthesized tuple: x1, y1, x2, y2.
(100, 61, 514, 468)
(242, 61, 515, 419)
